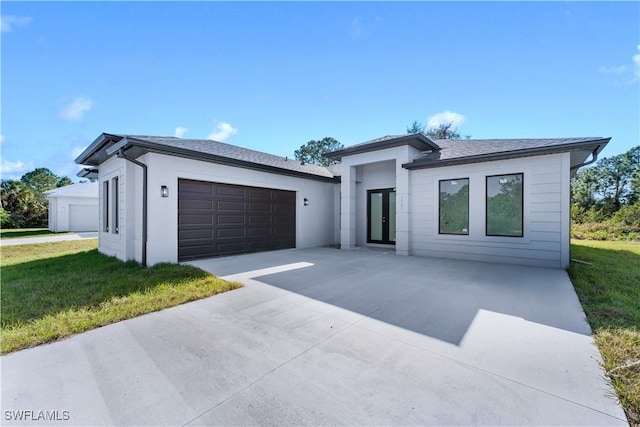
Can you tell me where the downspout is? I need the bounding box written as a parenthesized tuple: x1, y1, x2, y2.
(570, 146, 601, 171)
(117, 148, 148, 267)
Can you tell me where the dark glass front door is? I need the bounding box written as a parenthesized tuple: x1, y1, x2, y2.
(367, 188, 396, 245)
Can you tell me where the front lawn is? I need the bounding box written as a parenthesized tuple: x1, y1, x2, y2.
(0, 228, 72, 239)
(568, 240, 640, 425)
(1, 240, 241, 354)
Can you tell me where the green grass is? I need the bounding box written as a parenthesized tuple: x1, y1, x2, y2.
(568, 240, 640, 425)
(1, 240, 241, 354)
(0, 228, 73, 239)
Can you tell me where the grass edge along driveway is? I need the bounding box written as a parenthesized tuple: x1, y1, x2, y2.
(568, 239, 640, 426)
(1, 240, 241, 354)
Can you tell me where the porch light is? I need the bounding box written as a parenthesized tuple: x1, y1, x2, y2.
(304, 198, 309, 206)
(161, 185, 169, 198)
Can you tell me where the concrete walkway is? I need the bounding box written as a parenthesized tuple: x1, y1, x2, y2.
(0, 232, 98, 246)
(1, 248, 628, 426)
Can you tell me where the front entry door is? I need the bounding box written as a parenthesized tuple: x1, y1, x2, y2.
(367, 188, 396, 245)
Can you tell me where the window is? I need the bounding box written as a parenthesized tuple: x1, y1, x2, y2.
(103, 181, 109, 232)
(486, 173, 523, 237)
(112, 177, 119, 234)
(439, 178, 469, 235)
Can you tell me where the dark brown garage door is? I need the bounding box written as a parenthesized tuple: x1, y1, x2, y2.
(178, 179, 296, 261)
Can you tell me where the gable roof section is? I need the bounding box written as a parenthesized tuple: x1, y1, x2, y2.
(325, 133, 439, 160)
(76, 133, 338, 182)
(44, 182, 99, 199)
(403, 137, 610, 170)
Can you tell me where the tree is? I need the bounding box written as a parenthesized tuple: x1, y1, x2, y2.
(406, 121, 469, 140)
(570, 145, 640, 223)
(294, 137, 344, 167)
(21, 167, 59, 192)
(406, 120, 424, 134)
(57, 176, 74, 187)
(0, 179, 47, 227)
(1, 167, 74, 228)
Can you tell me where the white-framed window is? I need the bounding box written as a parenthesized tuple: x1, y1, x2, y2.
(439, 178, 469, 235)
(486, 173, 524, 237)
(102, 180, 109, 232)
(111, 177, 119, 234)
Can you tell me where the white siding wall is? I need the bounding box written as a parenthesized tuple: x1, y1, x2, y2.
(47, 196, 98, 232)
(98, 157, 127, 261)
(48, 198, 58, 232)
(106, 153, 337, 266)
(409, 152, 571, 268)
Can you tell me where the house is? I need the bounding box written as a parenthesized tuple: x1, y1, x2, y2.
(75, 133, 609, 269)
(45, 182, 99, 232)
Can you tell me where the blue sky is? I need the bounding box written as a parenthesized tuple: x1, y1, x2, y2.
(1, 1, 638, 181)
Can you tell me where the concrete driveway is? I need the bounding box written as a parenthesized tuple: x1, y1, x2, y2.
(0, 232, 98, 246)
(1, 248, 628, 426)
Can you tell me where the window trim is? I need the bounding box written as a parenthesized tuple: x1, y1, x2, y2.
(438, 177, 469, 235)
(102, 180, 109, 233)
(112, 176, 119, 234)
(485, 173, 524, 238)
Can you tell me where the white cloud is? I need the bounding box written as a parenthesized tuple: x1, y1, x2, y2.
(350, 17, 366, 38)
(598, 65, 627, 74)
(598, 45, 640, 83)
(633, 44, 640, 82)
(0, 135, 5, 146)
(60, 97, 93, 122)
(207, 122, 237, 142)
(174, 126, 188, 138)
(0, 159, 34, 180)
(427, 110, 466, 128)
(0, 15, 32, 32)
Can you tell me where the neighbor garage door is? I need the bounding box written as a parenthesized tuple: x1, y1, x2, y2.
(68, 204, 98, 232)
(178, 179, 296, 261)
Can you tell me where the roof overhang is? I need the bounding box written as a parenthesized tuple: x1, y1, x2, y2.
(77, 134, 338, 183)
(402, 138, 610, 171)
(325, 133, 439, 161)
(77, 168, 99, 180)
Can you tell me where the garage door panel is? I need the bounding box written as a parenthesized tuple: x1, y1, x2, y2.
(180, 245, 215, 258)
(216, 242, 247, 254)
(248, 227, 271, 237)
(248, 215, 270, 225)
(180, 181, 214, 195)
(68, 204, 99, 232)
(216, 185, 246, 197)
(179, 229, 214, 240)
(180, 198, 214, 210)
(247, 188, 271, 199)
(248, 202, 271, 212)
(217, 201, 245, 211)
(178, 179, 296, 261)
(217, 228, 246, 239)
(179, 214, 214, 225)
(217, 215, 246, 225)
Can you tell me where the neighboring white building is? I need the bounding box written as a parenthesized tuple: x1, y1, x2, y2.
(76, 133, 609, 269)
(45, 182, 99, 232)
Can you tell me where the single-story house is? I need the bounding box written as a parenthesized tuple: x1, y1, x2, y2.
(75, 132, 609, 269)
(45, 182, 99, 232)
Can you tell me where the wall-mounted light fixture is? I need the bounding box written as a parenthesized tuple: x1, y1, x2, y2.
(161, 185, 169, 198)
(303, 198, 309, 206)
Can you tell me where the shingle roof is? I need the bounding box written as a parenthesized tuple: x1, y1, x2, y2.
(44, 182, 98, 198)
(123, 135, 337, 179)
(404, 137, 609, 169)
(325, 133, 439, 160)
(77, 132, 609, 181)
